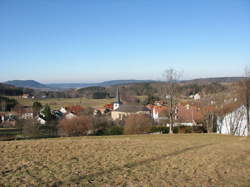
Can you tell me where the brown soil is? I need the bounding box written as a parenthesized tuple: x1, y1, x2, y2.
(0, 134, 250, 186)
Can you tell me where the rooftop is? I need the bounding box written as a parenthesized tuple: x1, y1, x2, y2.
(115, 104, 150, 113)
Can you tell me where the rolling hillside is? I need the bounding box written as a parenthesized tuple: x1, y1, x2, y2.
(5, 80, 49, 89)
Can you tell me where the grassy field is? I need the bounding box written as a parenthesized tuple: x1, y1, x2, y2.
(9, 96, 114, 109)
(0, 134, 250, 186)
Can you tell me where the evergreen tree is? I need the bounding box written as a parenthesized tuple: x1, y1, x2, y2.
(42, 104, 52, 121)
(32, 101, 42, 117)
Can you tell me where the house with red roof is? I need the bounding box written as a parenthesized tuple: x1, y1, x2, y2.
(176, 102, 203, 124)
(65, 105, 85, 116)
(152, 105, 169, 122)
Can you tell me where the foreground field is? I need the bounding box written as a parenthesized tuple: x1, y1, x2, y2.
(1, 134, 250, 186)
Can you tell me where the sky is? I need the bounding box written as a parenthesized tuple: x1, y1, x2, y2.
(0, 0, 249, 83)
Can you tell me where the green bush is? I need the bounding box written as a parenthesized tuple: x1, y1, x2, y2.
(150, 126, 179, 134)
(94, 125, 123, 136)
(0, 96, 18, 111)
(106, 126, 123, 135)
(151, 126, 169, 134)
(173, 127, 179, 133)
(178, 126, 193, 133)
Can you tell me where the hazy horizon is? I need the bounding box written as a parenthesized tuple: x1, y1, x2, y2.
(1, 0, 249, 82)
(1, 76, 246, 85)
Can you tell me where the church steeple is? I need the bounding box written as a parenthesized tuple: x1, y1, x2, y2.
(113, 88, 121, 110)
(115, 88, 121, 104)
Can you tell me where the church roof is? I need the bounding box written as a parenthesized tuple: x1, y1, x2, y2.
(115, 104, 150, 113)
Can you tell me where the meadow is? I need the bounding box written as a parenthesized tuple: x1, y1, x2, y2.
(9, 96, 114, 109)
(0, 134, 250, 186)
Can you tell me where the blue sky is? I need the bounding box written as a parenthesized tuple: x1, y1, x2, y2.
(0, 0, 249, 83)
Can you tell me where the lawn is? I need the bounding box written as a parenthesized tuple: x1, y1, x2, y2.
(0, 134, 250, 186)
(9, 96, 114, 109)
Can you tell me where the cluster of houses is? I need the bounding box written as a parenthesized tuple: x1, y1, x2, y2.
(22, 93, 47, 99)
(1, 88, 249, 136)
(95, 88, 249, 136)
(0, 105, 85, 126)
(37, 105, 86, 124)
(94, 89, 205, 125)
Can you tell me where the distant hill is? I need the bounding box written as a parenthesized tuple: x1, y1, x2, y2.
(46, 83, 95, 89)
(99, 80, 158, 87)
(47, 80, 157, 89)
(3, 77, 244, 90)
(4, 80, 49, 89)
(181, 77, 244, 84)
(0, 83, 32, 96)
(0, 83, 16, 89)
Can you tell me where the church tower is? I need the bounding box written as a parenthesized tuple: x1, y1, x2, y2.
(113, 88, 121, 110)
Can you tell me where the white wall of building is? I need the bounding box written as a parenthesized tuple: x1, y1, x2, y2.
(217, 105, 248, 136)
(113, 103, 120, 110)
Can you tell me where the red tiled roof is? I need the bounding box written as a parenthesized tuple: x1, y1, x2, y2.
(146, 104, 154, 110)
(177, 104, 203, 123)
(97, 108, 106, 113)
(66, 105, 85, 115)
(104, 104, 113, 110)
(153, 106, 168, 115)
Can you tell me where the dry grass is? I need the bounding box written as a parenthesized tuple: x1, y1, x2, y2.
(0, 134, 250, 186)
(9, 96, 114, 109)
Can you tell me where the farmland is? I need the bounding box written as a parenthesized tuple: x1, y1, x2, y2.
(1, 134, 250, 186)
(9, 96, 114, 109)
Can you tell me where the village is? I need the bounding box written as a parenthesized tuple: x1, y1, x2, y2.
(1, 0, 250, 185)
(1, 85, 248, 138)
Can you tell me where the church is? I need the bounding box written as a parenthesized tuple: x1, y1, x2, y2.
(111, 88, 150, 120)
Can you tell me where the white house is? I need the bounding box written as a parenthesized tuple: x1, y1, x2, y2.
(37, 116, 46, 125)
(22, 94, 31, 99)
(65, 112, 77, 120)
(217, 105, 249, 136)
(194, 93, 201, 100)
(152, 106, 168, 122)
(20, 113, 33, 120)
(60, 107, 67, 114)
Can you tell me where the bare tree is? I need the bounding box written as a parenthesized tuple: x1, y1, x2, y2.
(164, 68, 181, 134)
(201, 106, 217, 133)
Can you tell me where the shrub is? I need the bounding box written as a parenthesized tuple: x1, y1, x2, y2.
(103, 125, 124, 135)
(41, 104, 52, 121)
(92, 116, 112, 135)
(109, 125, 123, 135)
(91, 119, 124, 136)
(40, 120, 58, 137)
(0, 96, 18, 111)
(178, 126, 193, 133)
(15, 119, 27, 129)
(151, 126, 169, 134)
(150, 126, 179, 134)
(20, 119, 58, 138)
(57, 116, 92, 136)
(22, 119, 41, 138)
(32, 102, 42, 116)
(192, 126, 207, 133)
(124, 114, 153, 135)
(173, 127, 179, 133)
